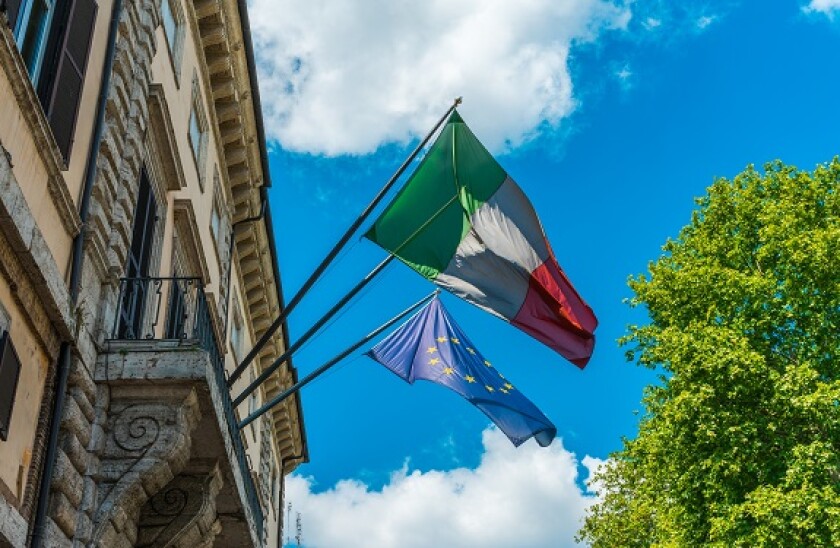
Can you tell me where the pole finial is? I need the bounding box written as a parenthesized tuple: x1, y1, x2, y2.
(454, 96, 463, 106)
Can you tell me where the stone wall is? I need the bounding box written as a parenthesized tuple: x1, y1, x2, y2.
(38, 1, 165, 545)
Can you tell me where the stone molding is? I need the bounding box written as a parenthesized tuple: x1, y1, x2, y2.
(148, 84, 187, 191)
(0, 143, 75, 352)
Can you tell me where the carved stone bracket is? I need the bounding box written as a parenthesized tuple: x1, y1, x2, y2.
(137, 462, 223, 547)
(91, 387, 200, 548)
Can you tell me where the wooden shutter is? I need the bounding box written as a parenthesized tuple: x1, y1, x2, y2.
(0, 331, 22, 441)
(118, 169, 158, 338)
(127, 168, 158, 279)
(40, 0, 97, 162)
(3, 0, 23, 31)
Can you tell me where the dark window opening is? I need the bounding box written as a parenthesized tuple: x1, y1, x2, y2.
(0, 330, 22, 441)
(118, 168, 157, 338)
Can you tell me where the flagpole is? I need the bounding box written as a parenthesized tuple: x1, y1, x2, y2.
(232, 254, 395, 407)
(227, 97, 463, 387)
(238, 290, 439, 430)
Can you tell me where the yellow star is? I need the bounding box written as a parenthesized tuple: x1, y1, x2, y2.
(450, 337, 460, 344)
(497, 371, 505, 379)
(426, 346, 438, 354)
(484, 360, 492, 367)
(466, 347, 476, 354)
(500, 388, 510, 394)
(464, 375, 477, 383)
(504, 382, 514, 390)
(428, 358, 440, 365)
(485, 385, 495, 393)
(443, 367, 455, 375)
(437, 336, 448, 343)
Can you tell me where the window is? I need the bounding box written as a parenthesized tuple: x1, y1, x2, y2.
(160, 0, 184, 80)
(210, 195, 221, 245)
(6, 0, 98, 162)
(0, 331, 22, 441)
(230, 306, 243, 361)
(247, 370, 258, 438)
(271, 467, 278, 507)
(118, 168, 158, 338)
(188, 77, 208, 188)
(15, 0, 54, 80)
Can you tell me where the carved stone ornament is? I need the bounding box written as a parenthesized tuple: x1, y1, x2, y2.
(91, 387, 200, 548)
(136, 462, 223, 547)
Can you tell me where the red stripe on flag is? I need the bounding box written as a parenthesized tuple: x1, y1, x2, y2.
(511, 257, 597, 368)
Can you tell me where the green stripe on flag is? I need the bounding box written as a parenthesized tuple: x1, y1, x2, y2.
(365, 111, 507, 279)
(452, 119, 507, 216)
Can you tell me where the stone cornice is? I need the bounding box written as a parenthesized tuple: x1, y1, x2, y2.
(186, 0, 306, 467)
(0, 14, 81, 239)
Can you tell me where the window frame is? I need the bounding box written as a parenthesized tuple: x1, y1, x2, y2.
(229, 300, 244, 363)
(188, 76, 209, 190)
(12, 0, 57, 84)
(160, 0, 184, 84)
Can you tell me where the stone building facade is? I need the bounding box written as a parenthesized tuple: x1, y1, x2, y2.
(0, 0, 307, 546)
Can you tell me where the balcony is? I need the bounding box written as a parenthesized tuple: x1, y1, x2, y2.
(93, 277, 264, 547)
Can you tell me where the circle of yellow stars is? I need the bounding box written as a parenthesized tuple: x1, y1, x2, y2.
(423, 336, 515, 395)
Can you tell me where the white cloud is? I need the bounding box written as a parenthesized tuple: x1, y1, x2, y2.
(642, 17, 662, 30)
(284, 427, 605, 548)
(696, 15, 717, 29)
(615, 65, 633, 81)
(249, 0, 630, 155)
(803, 0, 840, 16)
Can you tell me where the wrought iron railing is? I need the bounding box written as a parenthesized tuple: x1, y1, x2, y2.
(110, 277, 265, 538)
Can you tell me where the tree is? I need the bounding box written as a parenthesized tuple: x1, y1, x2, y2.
(579, 160, 840, 547)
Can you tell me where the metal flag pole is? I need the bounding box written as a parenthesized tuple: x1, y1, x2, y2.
(232, 254, 395, 407)
(227, 97, 463, 387)
(238, 290, 439, 430)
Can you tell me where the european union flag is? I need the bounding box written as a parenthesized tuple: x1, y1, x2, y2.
(366, 297, 556, 447)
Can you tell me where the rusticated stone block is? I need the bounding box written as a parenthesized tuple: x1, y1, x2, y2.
(60, 396, 92, 447)
(49, 491, 77, 538)
(68, 358, 98, 405)
(58, 431, 89, 475)
(74, 508, 93, 544)
(53, 449, 84, 507)
(0, 491, 28, 548)
(71, 386, 96, 424)
(43, 516, 71, 548)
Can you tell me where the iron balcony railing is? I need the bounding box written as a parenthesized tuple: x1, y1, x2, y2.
(110, 277, 265, 538)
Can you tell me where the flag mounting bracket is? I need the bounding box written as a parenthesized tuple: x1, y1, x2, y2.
(238, 290, 440, 430)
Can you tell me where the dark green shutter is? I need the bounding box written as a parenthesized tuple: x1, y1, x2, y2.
(0, 331, 22, 441)
(40, 0, 97, 162)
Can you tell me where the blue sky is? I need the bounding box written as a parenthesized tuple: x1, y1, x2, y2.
(248, 1, 840, 545)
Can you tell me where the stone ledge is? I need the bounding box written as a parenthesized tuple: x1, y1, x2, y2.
(95, 341, 212, 383)
(0, 142, 76, 342)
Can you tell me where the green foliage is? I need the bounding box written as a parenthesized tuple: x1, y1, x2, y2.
(579, 160, 840, 547)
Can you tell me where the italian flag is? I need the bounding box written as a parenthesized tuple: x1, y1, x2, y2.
(365, 111, 597, 368)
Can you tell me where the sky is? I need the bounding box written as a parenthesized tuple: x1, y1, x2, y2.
(246, 1, 840, 546)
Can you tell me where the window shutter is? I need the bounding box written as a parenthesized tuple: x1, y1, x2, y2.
(0, 331, 22, 441)
(41, 0, 97, 162)
(3, 0, 22, 31)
